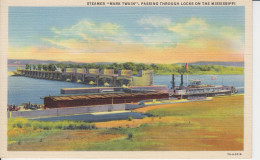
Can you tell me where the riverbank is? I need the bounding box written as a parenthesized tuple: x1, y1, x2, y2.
(154, 71, 243, 75)
(8, 94, 244, 151)
(8, 70, 243, 76)
(8, 71, 20, 76)
(8, 62, 244, 76)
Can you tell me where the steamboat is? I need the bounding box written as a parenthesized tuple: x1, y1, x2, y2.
(170, 74, 238, 99)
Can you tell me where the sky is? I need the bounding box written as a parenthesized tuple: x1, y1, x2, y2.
(8, 7, 245, 64)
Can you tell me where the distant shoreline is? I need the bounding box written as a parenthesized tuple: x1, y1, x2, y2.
(8, 70, 243, 76)
(8, 64, 25, 67)
(153, 72, 244, 75)
(8, 63, 244, 75)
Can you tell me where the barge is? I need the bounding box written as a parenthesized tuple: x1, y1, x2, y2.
(44, 92, 169, 108)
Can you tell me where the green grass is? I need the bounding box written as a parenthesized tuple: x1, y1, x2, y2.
(8, 118, 96, 144)
(9, 129, 59, 145)
(85, 95, 244, 151)
(86, 123, 192, 151)
(146, 96, 244, 119)
(9, 118, 96, 130)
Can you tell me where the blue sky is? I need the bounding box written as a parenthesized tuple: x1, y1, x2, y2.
(8, 7, 245, 63)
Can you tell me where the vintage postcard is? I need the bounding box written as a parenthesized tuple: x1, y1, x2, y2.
(0, 0, 252, 158)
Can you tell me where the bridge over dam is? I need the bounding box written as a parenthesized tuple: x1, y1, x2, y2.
(16, 68, 153, 87)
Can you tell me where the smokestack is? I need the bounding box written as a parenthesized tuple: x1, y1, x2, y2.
(172, 74, 175, 89)
(180, 74, 183, 89)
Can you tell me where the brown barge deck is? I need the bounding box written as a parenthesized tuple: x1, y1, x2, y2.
(44, 92, 169, 108)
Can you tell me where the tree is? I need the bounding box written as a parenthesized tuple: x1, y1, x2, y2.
(123, 62, 136, 71)
(151, 63, 158, 70)
(57, 63, 65, 71)
(33, 64, 36, 70)
(37, 64, 42, 71)
(48, 64, 56, 71)
(42, 65, 48, 71)
(136, 63, 146, 71)
(25, 64, 30, 70)
(117, 63, 124, 70)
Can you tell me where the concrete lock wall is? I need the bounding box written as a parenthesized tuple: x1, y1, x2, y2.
(8, 103, 140, 119)
(61, 88, 101, 94)
(125, 104, 143, 110)
(9, 109, 58, 118)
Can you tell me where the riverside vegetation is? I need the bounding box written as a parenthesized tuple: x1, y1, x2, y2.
(24, 62, 243, 75)
(8, 95, 244, 151)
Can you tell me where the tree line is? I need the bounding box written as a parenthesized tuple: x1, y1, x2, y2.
(24, 62, 244, 75)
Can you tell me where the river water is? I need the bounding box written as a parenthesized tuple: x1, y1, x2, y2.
(8, 66, 244, 105)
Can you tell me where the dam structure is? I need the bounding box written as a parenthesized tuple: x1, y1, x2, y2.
(16, 67, 153, 87)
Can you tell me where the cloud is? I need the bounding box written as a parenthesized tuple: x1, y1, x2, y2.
(167, 18, 209, 38)
(136, 17, 211, 47)
(43, 20, 132, 53)
(138, 16, 171, 28)
(51, 20, 127, 39)
(137, 17, 179, 47)
(42, 37, 128, 54)
(135, 32, 179, 47)
(137, 17, 244, 52)
(43, 17, 244, 52)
